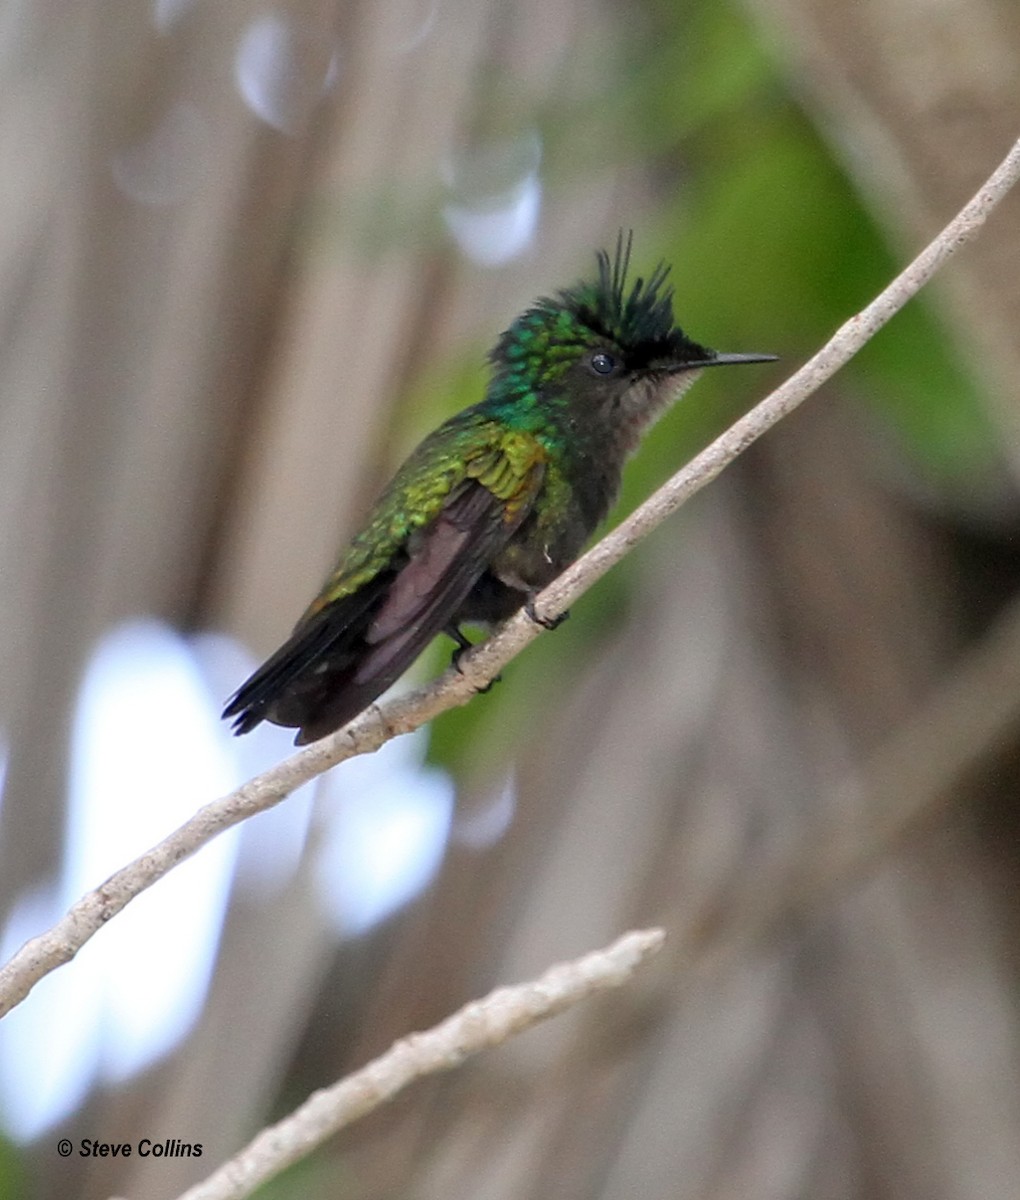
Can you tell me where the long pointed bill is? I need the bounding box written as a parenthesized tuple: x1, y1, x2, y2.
(673, 351, 778, 370)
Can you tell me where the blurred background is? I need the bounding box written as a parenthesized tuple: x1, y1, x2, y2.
(1, 0, 1019, 1197)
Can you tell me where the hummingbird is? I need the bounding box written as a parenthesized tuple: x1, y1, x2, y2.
(224, 234, 774, 744)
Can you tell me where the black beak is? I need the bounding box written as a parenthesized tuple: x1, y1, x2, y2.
(679, 351, 778, 370)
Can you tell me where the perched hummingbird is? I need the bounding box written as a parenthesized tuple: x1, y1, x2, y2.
(224, 235, 774, 744)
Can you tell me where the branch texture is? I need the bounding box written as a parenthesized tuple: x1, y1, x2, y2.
(0, 136, 1018, 1021)
(172, 929, 665, 1200)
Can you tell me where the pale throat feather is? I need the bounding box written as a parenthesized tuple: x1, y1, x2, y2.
(619, 367, 703, 456)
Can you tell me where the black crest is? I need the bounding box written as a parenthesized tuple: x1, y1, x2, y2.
(489, 231, 719, 378)
(560, 230, 681, 353)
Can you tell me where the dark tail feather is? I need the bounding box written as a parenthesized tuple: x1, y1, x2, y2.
(222, 617, 353, 735)
(220, 563, 462, 745)
(224, 481, 514, 743)
(285, 493, 509, 741)
(222, 577, 389, 737)
(289, 575, 485, 744)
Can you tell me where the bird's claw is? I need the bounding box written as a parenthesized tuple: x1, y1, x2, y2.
(447, 625, 473, 671)
(449, 629, 502, 694)
(525, 595, 569, 631)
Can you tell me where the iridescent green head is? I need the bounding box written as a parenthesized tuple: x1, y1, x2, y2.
(488, 233, 775, 448)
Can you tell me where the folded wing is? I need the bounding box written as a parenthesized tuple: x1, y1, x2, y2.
(223, 427, 546, 744)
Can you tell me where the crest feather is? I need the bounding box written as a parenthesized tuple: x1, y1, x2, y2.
(488, 232, 710, 382)
(560, 230, 678, 350)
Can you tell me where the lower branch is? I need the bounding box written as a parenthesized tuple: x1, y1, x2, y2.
(172, 929, 665, 1200)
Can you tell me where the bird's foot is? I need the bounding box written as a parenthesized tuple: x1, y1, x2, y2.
(447, 626, 501, 693)
(446, 624, 473, 668)
(525, 594, 569, 631)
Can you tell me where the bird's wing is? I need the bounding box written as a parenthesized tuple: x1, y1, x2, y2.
(298, 422, 544, 618)
(223, 422, 546, 741)
(352, 429, 547, 676)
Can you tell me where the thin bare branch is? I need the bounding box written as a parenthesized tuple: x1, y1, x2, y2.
(170, 928, 665, 1200)
(1, 136, 1018, 1021)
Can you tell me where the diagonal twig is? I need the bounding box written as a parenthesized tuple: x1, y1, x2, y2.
(171, 929, 665, 1200)
(1, 135, 1018, 1022)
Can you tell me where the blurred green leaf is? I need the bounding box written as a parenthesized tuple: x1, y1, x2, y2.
(0, 1136, 28, 1200)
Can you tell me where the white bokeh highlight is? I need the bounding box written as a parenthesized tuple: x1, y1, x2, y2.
(235, 13, 340, 135)
(0, 620, 482, 1141)
(443, 131, 543, 266)
(0, 621, 242, 1138)
(314, 729, 455, 936)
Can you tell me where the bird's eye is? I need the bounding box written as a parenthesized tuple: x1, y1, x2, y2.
(590, 351, 616, 376)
